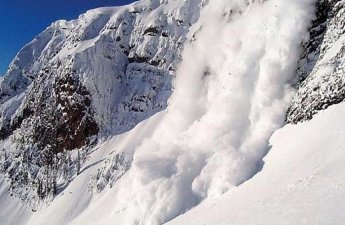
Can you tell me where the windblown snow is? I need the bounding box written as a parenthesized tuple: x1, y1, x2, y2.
(114, 1, 315, 224)
(3, 0, 341, 224)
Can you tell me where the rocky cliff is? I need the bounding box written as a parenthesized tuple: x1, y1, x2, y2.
(287, 0, 345, 123)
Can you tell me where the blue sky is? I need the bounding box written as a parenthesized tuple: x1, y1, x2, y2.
(0, 0, 135, 75)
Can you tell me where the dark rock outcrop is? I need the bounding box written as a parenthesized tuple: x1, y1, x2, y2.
(287, 0, 345, 123)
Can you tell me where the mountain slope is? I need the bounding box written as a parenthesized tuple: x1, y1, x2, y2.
(0, 0, 203, 208)
(0, 0, 345, 224)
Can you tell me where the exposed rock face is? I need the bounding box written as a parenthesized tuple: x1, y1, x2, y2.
(287, 0, 345, 123)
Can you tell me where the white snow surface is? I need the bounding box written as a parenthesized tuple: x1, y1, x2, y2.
(167, 102, 345, 225)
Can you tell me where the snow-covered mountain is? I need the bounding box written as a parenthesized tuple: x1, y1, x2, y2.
(0, 0, 202, 208)
(0, 0, 344, 224)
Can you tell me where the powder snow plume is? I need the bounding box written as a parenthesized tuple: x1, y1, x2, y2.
(117, 0, 315, 224)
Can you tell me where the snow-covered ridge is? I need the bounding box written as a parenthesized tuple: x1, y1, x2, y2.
(0, 0, 204, 136)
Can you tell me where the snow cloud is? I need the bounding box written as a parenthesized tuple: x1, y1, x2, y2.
(117, 0, 315, 224)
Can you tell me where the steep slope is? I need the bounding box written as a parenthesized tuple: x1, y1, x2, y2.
(287, 0, 345, 123)
(0, 0, 203, 207)
(1, 0, 345, 224)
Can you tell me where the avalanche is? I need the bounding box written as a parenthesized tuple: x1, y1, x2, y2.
(167, 101, 345, 225)
(4, 0, 345, 224)
(115, 0, 315, 224)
